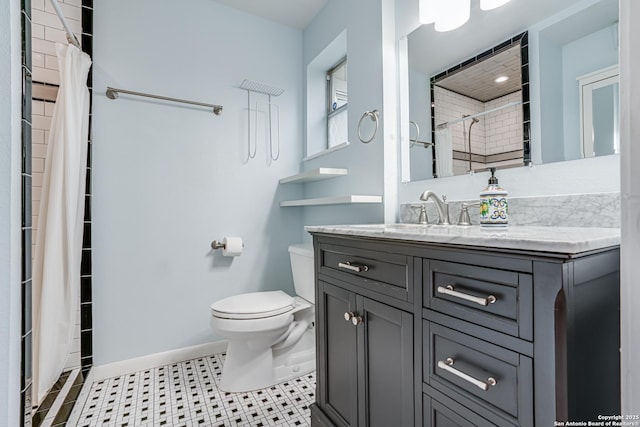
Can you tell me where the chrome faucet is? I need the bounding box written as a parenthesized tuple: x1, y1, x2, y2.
(419, 191, 451, 225)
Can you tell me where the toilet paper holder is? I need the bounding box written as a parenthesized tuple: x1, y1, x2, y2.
(211, 240, 226, 250)
(211, 239, 244, 250)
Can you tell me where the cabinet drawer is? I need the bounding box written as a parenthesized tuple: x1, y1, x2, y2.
(424, 322, 533, 425)
(423, 394, 497, 427)
(424, 260, 532, 340)
(319, 243, 410, 301)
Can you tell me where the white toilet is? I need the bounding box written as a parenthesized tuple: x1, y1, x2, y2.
(210, 244, 315, 392)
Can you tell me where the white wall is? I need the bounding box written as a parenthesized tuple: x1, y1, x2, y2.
(0, 0, 23, 425)
(619, 0, 640, 414)
(92, 0, 304, 365)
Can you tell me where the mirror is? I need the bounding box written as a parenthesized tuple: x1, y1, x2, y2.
(403, 0, 619, 182)
(428, 34, 528, 177)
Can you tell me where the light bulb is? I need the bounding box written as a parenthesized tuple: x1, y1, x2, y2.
(480, 0, 511, 11)
(434, 0, 470, 32)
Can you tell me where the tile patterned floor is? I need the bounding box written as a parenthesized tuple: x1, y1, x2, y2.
(76, 353, 315, 427)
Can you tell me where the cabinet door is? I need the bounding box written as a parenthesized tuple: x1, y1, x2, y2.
(358, 296, 414, 427)
(317, 281, 358, 427)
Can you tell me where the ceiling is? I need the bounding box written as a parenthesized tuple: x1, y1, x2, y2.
(436, 45, 522, 102)
(212, 0, 328, 29)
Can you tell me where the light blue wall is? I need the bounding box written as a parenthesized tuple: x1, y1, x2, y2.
(0, 0, 22, 424)
(538, 33, 566, 163)
(92, 0, 305, 364)
(300, 0, 392, 233)
(408, 69, 433, 181)
(562, 24, 618, 160)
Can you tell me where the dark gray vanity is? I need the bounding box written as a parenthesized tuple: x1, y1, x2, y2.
(307, 225, 620, 427)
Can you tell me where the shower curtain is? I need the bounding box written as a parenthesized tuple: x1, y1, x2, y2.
(32, 43, 92, 405)
(435, 127, 454, 177)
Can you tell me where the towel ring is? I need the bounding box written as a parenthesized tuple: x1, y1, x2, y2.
(409, 121, 419, 148)
(358, 110, 379, 143)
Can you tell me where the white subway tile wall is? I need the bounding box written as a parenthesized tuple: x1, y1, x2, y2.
(32, 0, 81, 85)
(434, 86, 523, 174)
(31, 0, 83, 372)
(485, 90, 523, 156)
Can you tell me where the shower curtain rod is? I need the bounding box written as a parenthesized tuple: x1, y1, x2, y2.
(106, 87, 224, 116)
(436, 100, 522, 130)
(49, 0, 81, 49)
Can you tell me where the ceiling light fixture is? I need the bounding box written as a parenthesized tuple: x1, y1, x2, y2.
(480, 0, 511, 11)
(420, 0, 511, 32)
(419, 0, 437, 24)
(434, 0, 470, 32)
(494, 75, 509, 83)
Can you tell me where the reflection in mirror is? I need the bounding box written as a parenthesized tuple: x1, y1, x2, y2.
(429, 34, 528, 177)
(403, 0, 619, 182)
(538, 0, 618, 163)
(578, 65, 619, 158)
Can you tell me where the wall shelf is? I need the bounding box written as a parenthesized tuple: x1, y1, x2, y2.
(280, 195, 382, 207)
(279, 168, 348, 184)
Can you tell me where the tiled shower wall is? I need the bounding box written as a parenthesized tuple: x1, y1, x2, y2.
(21, 0, 93, 424)
(21, 1, 34, 424)
(484, 90, 523, 155)
(434, 86, 523, 173)
(31, 0, 83, 373)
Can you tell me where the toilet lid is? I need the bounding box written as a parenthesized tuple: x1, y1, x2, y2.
(211, 290, 295, 319)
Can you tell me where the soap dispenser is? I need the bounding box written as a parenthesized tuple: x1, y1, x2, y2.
(480, 168, 508, 227)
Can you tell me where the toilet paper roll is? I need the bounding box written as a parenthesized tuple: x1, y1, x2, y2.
(222, 237, 243, 257)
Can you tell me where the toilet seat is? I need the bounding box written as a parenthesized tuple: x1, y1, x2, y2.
(211, 290, 295, 320)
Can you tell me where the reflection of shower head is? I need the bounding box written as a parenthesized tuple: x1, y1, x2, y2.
(463, 115, 480, 173)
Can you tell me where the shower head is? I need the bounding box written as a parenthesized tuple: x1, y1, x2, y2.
(472, 117, 480, 123)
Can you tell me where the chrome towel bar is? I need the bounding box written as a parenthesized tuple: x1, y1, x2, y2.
(106, 87, 223, 116)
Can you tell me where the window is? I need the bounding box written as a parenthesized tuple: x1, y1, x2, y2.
(327, 58, 348, 148)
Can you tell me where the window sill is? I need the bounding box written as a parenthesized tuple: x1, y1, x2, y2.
(303, 141, 350, 162)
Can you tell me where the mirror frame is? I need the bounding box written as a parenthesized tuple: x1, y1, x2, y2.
(427, 32, 531, 178)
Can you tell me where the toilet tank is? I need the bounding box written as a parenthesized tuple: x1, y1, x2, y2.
(288, 243, 315, 303)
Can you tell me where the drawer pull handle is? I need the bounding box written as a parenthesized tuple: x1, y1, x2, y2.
(338, 262, 369, 273)
(437, 358, 497, 391)
(437, 285, 497, 306)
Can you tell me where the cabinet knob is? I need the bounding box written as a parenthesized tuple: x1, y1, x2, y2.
(351, 315, 363, 326)
(344, 312, 355, 322)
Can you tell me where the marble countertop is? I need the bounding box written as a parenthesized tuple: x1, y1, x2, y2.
(305, 224, 621, 254)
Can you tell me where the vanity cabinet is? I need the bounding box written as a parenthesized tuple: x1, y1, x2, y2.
(309, 231, 620, 427)
(313, 240, 415, 427)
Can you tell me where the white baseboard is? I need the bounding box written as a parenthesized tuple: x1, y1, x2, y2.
(92, 340, 228, 381)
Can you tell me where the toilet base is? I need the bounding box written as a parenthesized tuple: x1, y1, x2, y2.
(273, 327, 315, 384)
(219, 327, 315, 393)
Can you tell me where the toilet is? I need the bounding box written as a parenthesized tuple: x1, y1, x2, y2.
(210, 244, 315, 392)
